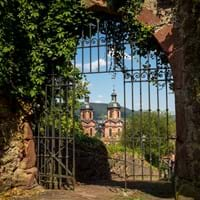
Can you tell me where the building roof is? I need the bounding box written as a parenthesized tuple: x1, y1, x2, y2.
(107, 89, 121, 109)
(80, 96, 93, 110)
(107, 102, 121, 109)
(80, 103, 93, 110)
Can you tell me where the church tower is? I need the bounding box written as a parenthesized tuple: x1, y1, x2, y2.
(103, 90, 123, 143)
(80, 96, 96, 137)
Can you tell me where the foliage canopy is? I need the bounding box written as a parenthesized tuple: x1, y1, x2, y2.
(0, 0, 94, 114)
(0, 0, 155, 116)
(122, 111, 176, 166)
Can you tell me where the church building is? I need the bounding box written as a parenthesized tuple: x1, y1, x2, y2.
(103, 90, 123, 144)
(80, 90, 123, 144)
(80, 96, 96, 137)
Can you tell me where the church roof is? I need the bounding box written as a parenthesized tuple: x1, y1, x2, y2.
(80, 96, 93, 110)
(80, 103, 93, 110)
(107, 102, 121, 109)
(107, 89, 121, 109)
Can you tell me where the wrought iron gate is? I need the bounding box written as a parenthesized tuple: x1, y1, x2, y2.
(35, 75, 75, 189)
(35, 16, 175, 190)
(75, 18, 175, 186)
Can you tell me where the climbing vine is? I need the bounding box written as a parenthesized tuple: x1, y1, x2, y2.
(0, 0, 95, 115)
(0, 0, 159, 116)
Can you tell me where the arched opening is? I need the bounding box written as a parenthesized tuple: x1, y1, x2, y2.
(36, 12, 176, 194)
(74, 17, 176, 183)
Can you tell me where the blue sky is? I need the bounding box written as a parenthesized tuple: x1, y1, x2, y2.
(84, 73, 175, 114)
(74, 36, 175, 114)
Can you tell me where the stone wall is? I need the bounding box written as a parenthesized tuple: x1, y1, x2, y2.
(174, 1, 200, 199)
(140, 1, 200, 198)
(0, 93, 20, 191)
(0, 92, 38, 192)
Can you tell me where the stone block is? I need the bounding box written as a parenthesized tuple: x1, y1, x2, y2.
(137, 8, 160, 26)
(154, 24, 174, 55)
(81, 0, 107, 8)
(169, 47, 184, 89)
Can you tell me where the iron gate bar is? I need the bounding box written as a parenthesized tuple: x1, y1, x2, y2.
(130, 44, 135, 181)
(123, 71, 127, 190)
(147, 52, 153, 181)
(139, 53, 144, 181)
(156, 55, 161, 179)
(165, 67, 170, 178)
(72, 65, 76, 190)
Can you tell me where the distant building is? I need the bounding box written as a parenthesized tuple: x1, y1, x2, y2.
(80, 90, 123, 144)
(80, 96, 96, 137)
(103, 90, 123, 144)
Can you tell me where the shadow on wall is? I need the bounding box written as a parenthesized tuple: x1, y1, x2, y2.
(0, 91, 18, 160)
(0, 91, 20, 191)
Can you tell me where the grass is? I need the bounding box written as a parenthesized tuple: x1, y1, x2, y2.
(106, 143, 139, 156)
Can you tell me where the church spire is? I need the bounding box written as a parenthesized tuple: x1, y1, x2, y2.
(85, 95, 89, 104)
(111, 89, 117, 102)
(111, 85, 117, 102)
(108, 89, 120, 109)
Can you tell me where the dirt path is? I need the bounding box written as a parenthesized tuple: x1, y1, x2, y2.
(1, 181, 175, 200)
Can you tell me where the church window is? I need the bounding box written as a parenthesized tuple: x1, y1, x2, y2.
(109, 128, 112, 137)
(90, 128, 93, 136)
(89, 111, 92, 119)
(109, 111, 113, 118)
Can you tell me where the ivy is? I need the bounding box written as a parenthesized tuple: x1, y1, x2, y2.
(0, 0, 164, 116)
(0, 0, 94, 115)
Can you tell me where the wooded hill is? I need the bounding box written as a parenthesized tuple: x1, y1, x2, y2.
(78, 102, 132, 120)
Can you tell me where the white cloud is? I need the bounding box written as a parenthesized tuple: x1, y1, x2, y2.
(76, 58, 107, 71)
(97, 94, 103, 98)
(124, 52, 132, 60)
(76, 51, 132, 72)
(93, 100, 103, 103)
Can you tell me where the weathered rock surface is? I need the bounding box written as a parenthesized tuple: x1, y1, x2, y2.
(0, 92, 38, 192)
(109, 152, 159, 180)
(0, 132, 23, 192)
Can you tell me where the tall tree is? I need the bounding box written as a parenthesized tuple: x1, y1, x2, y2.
(123, 112, 176, 166)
